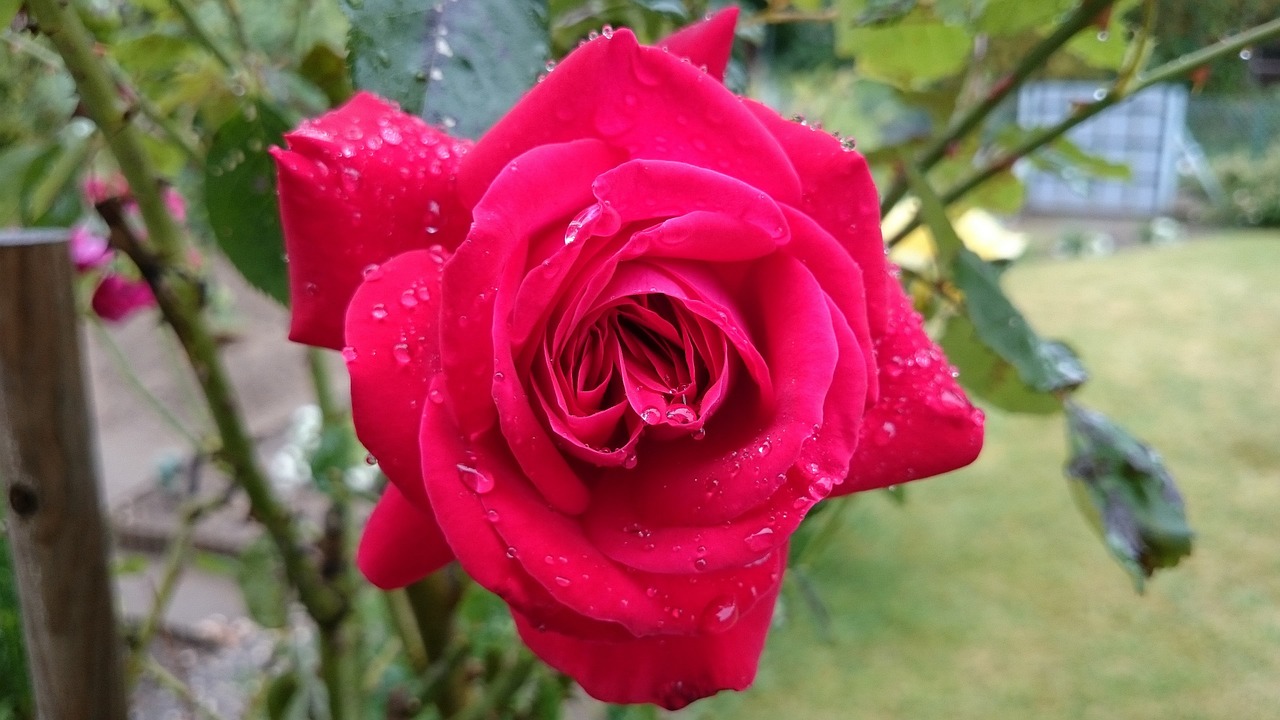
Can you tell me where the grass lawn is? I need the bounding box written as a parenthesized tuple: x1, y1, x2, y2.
(685, 231, 1280, 720)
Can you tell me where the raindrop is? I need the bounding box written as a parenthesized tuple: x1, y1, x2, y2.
(380, 126, 403, 145)
(340, 167, 361, 193)
(755, 439, 772, 457)
(665, 404, 697, 424)
(1240, 48, 1253, 60)
(872, 421, 896, 447)
(640, 407, 662, 425)
(486, 509, 500, 522)
(623, 454, 638, 469)
(457, 463, 495, 494)
(646, 587, 658, 598)
(692, 428, 706, 441)
(341, 346, 358, 363)
(700, 596, 740, 632)
(393, 344, 411, 366)
(362, 263, 383, 280)
(744, 527, 775, 551)
(601, 24, 614, 39)
(400, 290, 419, 308)
(693, 558, 708, 571)
(554, 576, 572, 587)
(365, 453, 378, 465)
(370, 304, 389, 320)
(1096, 30, 1109, 41)
(544, 59, 557, 72)
(1093, 88, 1107, 101)
(505, 546, 518, 558)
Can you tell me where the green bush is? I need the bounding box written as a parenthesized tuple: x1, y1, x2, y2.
(0, 534, 33, 720)
(1212, 142, 1280, 227)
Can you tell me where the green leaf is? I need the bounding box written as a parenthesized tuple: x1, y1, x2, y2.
(939, 314, 1063, 414)
(344, 0, 548, 139)
(265, 672, 301, 720)
(0, 0, 21, 29)
(418, 0, 549, 138)
(298, 43, 355, 108)
(1064, 402, 1193, 591)
(205, 100, 292, 305)
(1033, 136, 1133, 181)
(976, 0, 1075, 35)
(854, 0, 918, 25)
(235, 536, 289, 629)
(838, 11, 972, 89)
(904, 161, 1088, 399)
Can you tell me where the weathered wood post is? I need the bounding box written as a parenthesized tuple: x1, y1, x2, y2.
(0, 229, 128, 719)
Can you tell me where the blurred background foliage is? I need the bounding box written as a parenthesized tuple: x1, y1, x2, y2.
(2, 0, 1278, 718)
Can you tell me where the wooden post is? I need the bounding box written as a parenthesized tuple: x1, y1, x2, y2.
(0, 230, 128, 720)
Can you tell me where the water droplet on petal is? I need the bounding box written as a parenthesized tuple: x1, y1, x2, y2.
(601, 24, 614, 39)
(457, 463, 494, 494)
(640, 407, 662, 425)
(692, 428, 706, 441)
(486, 509, 500, 522)
(693, 558, 708, 571)
(341, 346, 358, 363)
(555, 576, 571, 587)
(365, 453, 378, 465)
(362, 263, 383, 280)
(756, 439, 772, 457)
(400, 290, 419, 308)
(646, 587, 658, 598)
(393, 343, 411, 366)
(505, 546, 518, 559)
(665, 404, 696, 424)
(371, 304, 389, 320)
(872, 421, 896, 447)
(700, 596, 740, 632)
(744, 527, 775, 552)
(623, 454, 638, 469)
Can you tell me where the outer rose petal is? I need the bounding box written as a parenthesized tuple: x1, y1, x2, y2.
(513, 574, 781, 710)
(356, 483, 453, 589)
(657, 7, 739, 82)
(344, 248, 447, 507)
(743, 100, 890, 338)
(838, 276, 985, 494)
(273, 92, 472, 349)
(457, 28, 799, 210)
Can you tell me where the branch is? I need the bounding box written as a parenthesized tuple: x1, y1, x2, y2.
(879, 0, 1118, 214)
(27, 0, 346, 625)
(886, 16, 1280, 246)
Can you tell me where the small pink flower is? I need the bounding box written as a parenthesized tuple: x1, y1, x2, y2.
(68, 225, 112, 272)
(91, 275, 155, 322)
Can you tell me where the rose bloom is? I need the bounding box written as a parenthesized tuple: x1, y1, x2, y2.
(274, 9, 982, 709)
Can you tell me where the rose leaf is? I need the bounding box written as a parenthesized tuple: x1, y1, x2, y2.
(205, 99, 292, 305)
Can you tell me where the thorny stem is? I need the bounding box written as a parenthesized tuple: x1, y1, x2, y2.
(450, 651, 538, 720)
(885, 16, 1280, 247)
(878, 0, 1118, 215)
(406, 569, 470, 715)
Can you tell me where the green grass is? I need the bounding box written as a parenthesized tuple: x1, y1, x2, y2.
(686, 232, 1280, 720)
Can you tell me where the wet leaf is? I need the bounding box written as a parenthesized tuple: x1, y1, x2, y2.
(905, 160, 1089, 400)
(1064, 402, 1193, 591)
(939, 314, 1064, 414)
(837, 11, 972, 89)
(344, 0, 548, 139)
(205, 100, 291, 305)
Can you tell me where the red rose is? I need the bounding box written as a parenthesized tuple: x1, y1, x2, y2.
(273, 9, 982, 709)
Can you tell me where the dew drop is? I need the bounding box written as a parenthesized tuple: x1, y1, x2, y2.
(370, 304, 389, 320)
(646, 587, 658, 598)
(623, 454, 638, 469)
(505, 546, 518, 559)
(392, 343, 411, 366)
(1240, 48, 1253, 60)
(755, 439, 772, 457)
(692, 428, 706, 441)
(555, 576, 572, 587)
(341, 346, 358, 363)
(362, 263, 383, 280)
(700, 596, 740, 632)
(601, 24, 614, 39)
(457, 463, 495, 494)
(640, 407, 662, 425)
(693, 558, 708, 571)
(365, 453, 378, 465)
(486, 509, 500, 522)
(665, 404, 697, 424)
(400, 290, 419, 308)
(872, 421, 896, 447)
(744, 527, 775, 552)
(493, 371, 506, 382)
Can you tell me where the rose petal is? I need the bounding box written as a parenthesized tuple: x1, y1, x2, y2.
(273, 92, 472, 349)
(344, 247, 447, 507)
(657, 7, 740, 82)
(838, 275, 985, 494)
(444, 139, 624, 515)
(513, 569, 780, 710)
(457, 29, 799, 210)
(743, 100, 889, 337)
(356, 483, 453, 589)
(91, 275, 155, 322)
